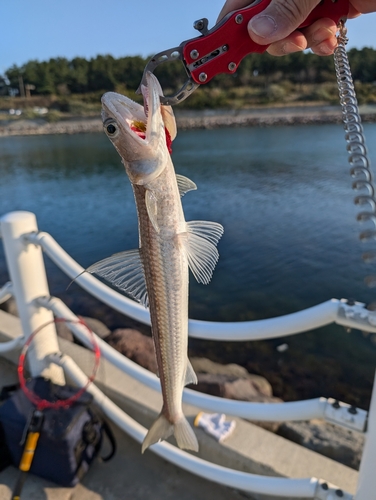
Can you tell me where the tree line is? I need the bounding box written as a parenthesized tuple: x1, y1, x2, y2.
(2, 47, 376, 97)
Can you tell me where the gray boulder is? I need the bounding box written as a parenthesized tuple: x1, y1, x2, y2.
(56, 316, 110, 343)
(80, 316, 111, 339)
(193, 373, 281, 403)
(106, 328, 158, 375)
(190, 357, 274, 399)
(277, 420, 364, 469)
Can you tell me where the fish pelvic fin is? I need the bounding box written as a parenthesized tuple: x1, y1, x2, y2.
(142, 412, 199, 453)
(185, 358, 198, 386)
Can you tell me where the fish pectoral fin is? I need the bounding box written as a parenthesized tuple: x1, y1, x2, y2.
(145, 189, 160, 233)
(185, 359, 198, 386)
(86, 249, 149, 308)
(176, 174, 197, 197)
(182, 221, 224, 284)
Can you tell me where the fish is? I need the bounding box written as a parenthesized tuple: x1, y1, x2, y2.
(87, 72, 223, 453)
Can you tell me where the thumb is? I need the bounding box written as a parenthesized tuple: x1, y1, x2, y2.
(248, 0, 322, 43)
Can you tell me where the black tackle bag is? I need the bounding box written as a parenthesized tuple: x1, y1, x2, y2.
(0, 377, 116, 487)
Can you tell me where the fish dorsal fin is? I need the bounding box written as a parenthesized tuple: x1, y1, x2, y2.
(183, 220, 224, 284)
(185, 358, 198, 386)
(145, 190, 159, 233)
(86, 249, 148, 308)
(176, 174, 197, 197)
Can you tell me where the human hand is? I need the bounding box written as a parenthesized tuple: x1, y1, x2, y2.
(217, 0, 376, 56)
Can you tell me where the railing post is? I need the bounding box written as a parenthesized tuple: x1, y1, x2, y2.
(0, 211, 64, 384)
(355, 371, 376, 500)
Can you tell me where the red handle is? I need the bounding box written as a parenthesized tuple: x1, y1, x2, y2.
(184, 0, 349, 84)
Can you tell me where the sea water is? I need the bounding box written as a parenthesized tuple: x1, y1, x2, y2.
(1, 124, 376, 405)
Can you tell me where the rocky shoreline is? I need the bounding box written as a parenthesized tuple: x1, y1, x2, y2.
(1, 105, 376, 137)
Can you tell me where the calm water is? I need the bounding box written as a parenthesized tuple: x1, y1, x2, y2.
(1, 124, 376, 405)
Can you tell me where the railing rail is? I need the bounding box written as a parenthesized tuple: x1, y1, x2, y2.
(26, 231, 376, 340)
(1, 210, 375, 499)
(38, 294, 368, 432)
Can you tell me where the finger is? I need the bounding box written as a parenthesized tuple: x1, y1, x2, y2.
(217, 0, 250, 23)
(247, 0, 322, 45)
(350, 0, 376, 14)
(301, 18, 338, 55)
(266, 17, 337, 57)
(266, 32, 307, 56)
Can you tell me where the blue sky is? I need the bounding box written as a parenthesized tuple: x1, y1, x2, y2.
(1, 0, 375, 75)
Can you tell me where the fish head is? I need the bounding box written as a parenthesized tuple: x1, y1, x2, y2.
(101, 72, 176, 185)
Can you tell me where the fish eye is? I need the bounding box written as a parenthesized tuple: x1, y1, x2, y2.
(104, 120, 118, 137)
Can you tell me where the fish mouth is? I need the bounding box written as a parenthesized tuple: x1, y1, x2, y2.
(101, 72, 175, 155)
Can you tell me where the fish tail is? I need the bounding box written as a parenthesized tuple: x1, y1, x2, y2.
(142, 412, 198, 453)
(142, 412, 173, 453)
(174, 416, 199, 452)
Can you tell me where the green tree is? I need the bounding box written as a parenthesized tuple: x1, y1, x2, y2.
(88, 55, 117, 91)
(113, 56, 146, 91)
(68, 57, 90, 93)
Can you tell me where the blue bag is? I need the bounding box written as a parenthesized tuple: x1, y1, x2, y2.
(0, 377, 115, 487)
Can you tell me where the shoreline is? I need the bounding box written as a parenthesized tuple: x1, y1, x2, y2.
(1, 104, 376, 137)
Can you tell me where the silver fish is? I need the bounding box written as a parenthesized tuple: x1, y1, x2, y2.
(88, 72, 223, 453)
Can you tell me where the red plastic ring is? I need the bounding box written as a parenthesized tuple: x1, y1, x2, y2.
(18, 317, 101, 410)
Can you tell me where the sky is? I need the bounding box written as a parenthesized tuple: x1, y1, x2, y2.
(1, 0, 376, 75)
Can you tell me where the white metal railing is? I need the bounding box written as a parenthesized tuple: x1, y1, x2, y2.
(25, 231, 376, 340)
(1, 210, 375, 500)
(38, 294, 368, 432)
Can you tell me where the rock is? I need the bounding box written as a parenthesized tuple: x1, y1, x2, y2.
(190, 357, 250, 378)
(55, 316, 110, 344)
(106, 329, 158, 375)
(277, 420, 364, 469)
(192, 373, 281, 404)
(190, 357, 273, 397)
(189, 357, 281, 432)
(80, 316, 110, 339)
(2, 297, 18, 317)
(55, 321, 74, 342)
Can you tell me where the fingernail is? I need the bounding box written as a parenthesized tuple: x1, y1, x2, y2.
(248, 15, 277, 38)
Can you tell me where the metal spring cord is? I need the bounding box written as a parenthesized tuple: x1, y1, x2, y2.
(334, 22, 376, 287)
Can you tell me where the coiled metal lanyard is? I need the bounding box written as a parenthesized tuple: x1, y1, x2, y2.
(334, 21, 376, 287)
